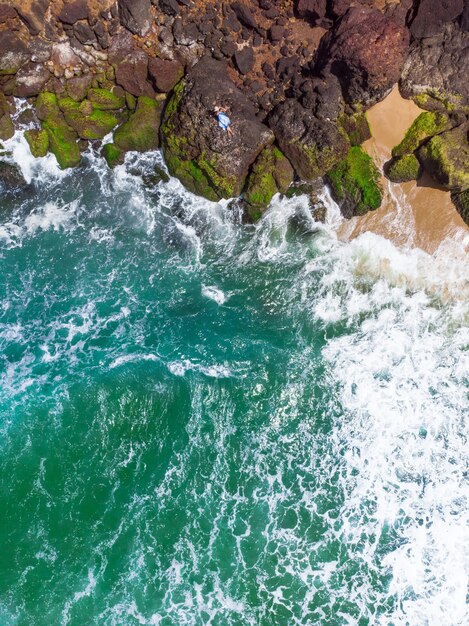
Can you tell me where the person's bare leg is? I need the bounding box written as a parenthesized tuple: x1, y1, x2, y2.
(227, 126, 234, 137)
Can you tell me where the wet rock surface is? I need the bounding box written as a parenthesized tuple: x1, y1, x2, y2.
(0, 0, 467, 223)
(161, 56, 274, 201)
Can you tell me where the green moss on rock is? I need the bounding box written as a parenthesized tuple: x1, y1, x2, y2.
(87, 88, 125, 110)
(386, 154, 422, 183)
(114, 96, 162, 153)
(327, 146, 382, 217)
(244, 146, 294, 212)
(451, 189, 469, 225)
(63, 105, 119, 140)
(418, 123, 469, 191)
(42, 115, 81, 169)
(24, 129, 49, 158)
(0, 113, 14, 141)
(392, 111, 452, 157)
(339, 112, 371, 146)
(36, 92, 59, 121)
(102, 143, 124, 168)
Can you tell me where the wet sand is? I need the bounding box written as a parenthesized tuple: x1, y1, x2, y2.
(337, 86, 469, 254)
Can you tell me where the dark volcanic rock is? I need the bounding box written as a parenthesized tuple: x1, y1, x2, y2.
(58, 0, 88, 25)
(314, 6, 410, 107)
(159, 0, 180, 16)
(116, 51, 150, 97)
(74, 21, 96, 45)
(234, 47, 254, 74)
(409, 0, 463, 39)
(231, 2, 258, 30)
(118, 0, 152, 36)
(269, 98, 349, 180)
(148, 56, 183, 92)
(295, 0, 327, 22)
(161, 56, 274, 201)
(0, 162, 29, 194)
(400, 23, 469, 113)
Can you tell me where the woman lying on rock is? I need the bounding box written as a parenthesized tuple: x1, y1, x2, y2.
(214, 106, 234, 136)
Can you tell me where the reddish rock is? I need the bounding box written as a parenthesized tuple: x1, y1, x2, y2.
(14, 0, 50, 35)
(116, 50, 150, 97)
(148, 57, 183, 92)
(117, 0, 152, 36)
(108, 30, 135, 65)
(409, 0, 463, 39)
(314, 6, 410, 107)
(13, 62, 50, 97)
(295, 0, 327, 22)
(0, 4, 17, 22)
(58, 0, 89, 25)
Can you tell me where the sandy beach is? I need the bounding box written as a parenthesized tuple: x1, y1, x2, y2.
(338, 86, 469, 254)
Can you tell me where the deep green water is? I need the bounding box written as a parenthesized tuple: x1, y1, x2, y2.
(0, 143, 468, 626)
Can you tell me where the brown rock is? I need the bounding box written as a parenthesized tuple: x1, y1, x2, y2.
(108, 30, 135, 65)
(13, 0, 49, 34)
(295, 0, 327, 22)
(314, 6, 410, 107)
(148, 57, 183, 92)
(58, 0, 88, 25)
(0, 4, 17, 22)
(13, 62, 50, 97)
(0, 32, 30, 75)
(116, 50, 150, 97)
(66, 74, 93, 101)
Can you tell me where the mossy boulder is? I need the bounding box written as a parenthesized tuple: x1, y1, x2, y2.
(418, 122, 469, 191)
(327, 146, 382, 217)
(57, 98, 119, 140)
(451, 189, 469, 226)
(0, 112, 14, 141)
(339, 112, 371, 146)
(87, 88, 126, 110)
(269, 98, 350, 181)
(36, 92, 60, 121)
(244, 146, 294, 214)
(392, 111, 452, 158)
(386, 154, 422, 183)
(36, 93, 80, 169)
(114, 96, 163, 153)
(102, 143, 125, 168)
(24, 129, 49, 158)
(161, 57, 274, 201)
(42, 116, 81, 168)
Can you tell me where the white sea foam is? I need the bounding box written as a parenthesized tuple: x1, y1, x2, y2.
(201, 284, 229, 305)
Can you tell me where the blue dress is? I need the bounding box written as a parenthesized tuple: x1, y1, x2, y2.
(217, 112, 231, 131)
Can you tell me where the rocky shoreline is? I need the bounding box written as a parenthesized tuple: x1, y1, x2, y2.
(0, 0, 468, 225)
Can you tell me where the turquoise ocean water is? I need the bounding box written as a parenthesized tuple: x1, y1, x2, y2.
(0, 130, 468, 625)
